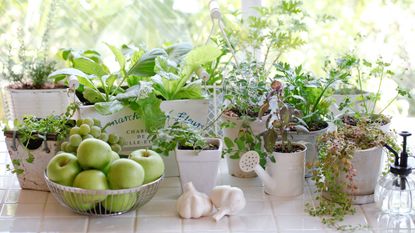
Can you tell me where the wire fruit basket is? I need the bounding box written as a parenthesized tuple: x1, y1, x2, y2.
(45, 171, 163, 216)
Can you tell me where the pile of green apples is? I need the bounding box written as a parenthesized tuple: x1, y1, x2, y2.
(46, 118, 165, 213)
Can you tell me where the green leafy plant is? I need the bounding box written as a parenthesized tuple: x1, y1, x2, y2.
(151, 44, 221, 100)
(149, 121, 210, 156)
(222, 121, 267, 166)
(307, 122, 396, 230)
(330, 53, 411, 123)
(259, 81, 308, 154)
(274, 62, 346, 130)
(4, 103, 78, 174)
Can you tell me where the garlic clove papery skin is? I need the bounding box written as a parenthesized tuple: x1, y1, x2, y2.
(210, 185, 246, 221)
(176, 182, 213, 219)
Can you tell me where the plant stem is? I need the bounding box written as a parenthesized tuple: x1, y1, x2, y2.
(311, 79, 334, 113)
(378, 94, 398, 115)
(98, 76, 109, 101)
(357, 66, 368, 114)
(370, 68, 384, 115)
(265, 51, 282, 76)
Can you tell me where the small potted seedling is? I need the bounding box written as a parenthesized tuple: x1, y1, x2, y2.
(150, 121, 222, 194)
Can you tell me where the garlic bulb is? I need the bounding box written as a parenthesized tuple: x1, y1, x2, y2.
(176, 182, 213, 219)
(210, 185, 246, 221)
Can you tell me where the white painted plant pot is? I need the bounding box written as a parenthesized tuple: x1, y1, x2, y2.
(289, 124, 329, 177)
(175, 138, 222, 194)
(221, 114, 267, 178)
(263, 143, 306, 197)
(5, 133, 61, 191)
(78, 106, 148, 155)
(8, 88, 73, 120)
(339, 146, 383, 204)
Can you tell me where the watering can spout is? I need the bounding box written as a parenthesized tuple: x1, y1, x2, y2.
(239, 151, 275, 190)
(254, 166, 275, 190)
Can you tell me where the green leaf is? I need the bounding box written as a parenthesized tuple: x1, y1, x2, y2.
(73, 57, 107, 76)
(83, 87, 106, 103)
(154, 56, 177, 73)
(94, 100, 124, 115)
(106, 43, 126, 70)
(105, 74, 118, 91)
(128, 48, 168, 76)
(77, 76, 96, 89)
(172, 80, 204, 100)
(165, 43, 192, 63)
(116, 82, 153, 100)
(132, 94, 166, 133)
(182, 45, 221, 77)
(224, 137, 235, 149)
(48, 68, 89, 79)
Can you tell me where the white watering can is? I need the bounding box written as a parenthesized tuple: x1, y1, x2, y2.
(239, 145, 307, 197)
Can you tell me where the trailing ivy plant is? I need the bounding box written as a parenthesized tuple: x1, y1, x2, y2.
(307, 122, 396, 230)
(3, 103, 78, 174)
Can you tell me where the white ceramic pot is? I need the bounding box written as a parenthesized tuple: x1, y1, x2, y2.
(78, 106, 148, 155)
(4, 132, 61, 191)
(8, 88, 73, 120)
(339, 146, 383, 204)
(175, 138, 222, 194)
(263, 143, 306, 197)
(289, 123, 329, 176)
(221, 114, 267, 178)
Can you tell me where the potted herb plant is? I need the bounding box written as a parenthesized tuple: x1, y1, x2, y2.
(3, 104, 77, 191)
(248, 81, 308, 197)
(2, 1, 73, 120)
(219, 1, 308, 178)
(307, 122, 396, 229)
(275, 62, 342, 175)
(332, 54, 411, 132)
(150, 121, 222, 194)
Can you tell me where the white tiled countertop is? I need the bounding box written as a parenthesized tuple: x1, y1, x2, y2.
(1, 117, 415, 233)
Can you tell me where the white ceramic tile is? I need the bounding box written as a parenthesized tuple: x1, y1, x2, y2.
(137, 200, 177, 216)
(220, 175, 264, 187)
(136, 216, 181, 232)
(233, 231, 277, 233)
(276, 214, 325, 231)
(0, 176, 12, 189)
(43, 202, 80, 217)
(152, 187, 182, 200)
(159, 177, 181, 188)
(46, 192, 59, 204)
(0, 190, 6, 202)
(182, 216, 229, 232)
(5, 189, 48, 203)
(0, 142, 7, 153)
(41, 216, 88, 232)
(0, 164, 12, 176)
(88, 216, 134, 232)
(241, 187, 267, 200)
(230, 215, 277, 232)
(271, 196, 312, 215)
(0, 203, 44, 217)
(0, 217, 41, 232)
(280, 231, 322, 233)
(337, 207, 368, 227)
(8, 175, 21, 189)
(238, 200, 273, 216)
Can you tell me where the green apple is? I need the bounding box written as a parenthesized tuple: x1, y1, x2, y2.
(102, 151, 121, 174)
(73, 170, 109, 202)
(101, 193, 137, 212)
(107, 159, 144, 189)
(63, 191, 95, 211)
(129, 149, 164, 184)
(47, 153, 81, 186)
(77, 138, 112, 170)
